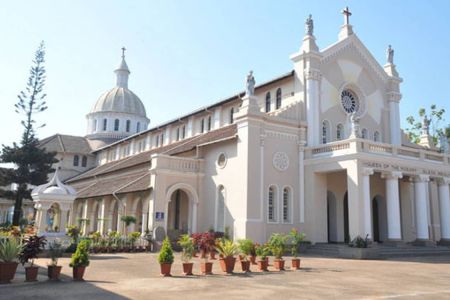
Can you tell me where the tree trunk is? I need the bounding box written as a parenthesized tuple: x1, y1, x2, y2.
(12, 192, 23, 226)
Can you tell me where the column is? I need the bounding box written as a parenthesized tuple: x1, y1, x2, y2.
(384, 171, 403, 240)
(438, 177, 450, 242)
(141, 211, 148, 236)
(413, 175, 430, 240)
(98, 199, 107, 235)
(389, 99, 401, 145)
(362, 168, 374, 240)
(191, 202, 198, 234)
(59, 209, 69, 233)
(37, 207, 47, 235)
(298, 137, 306, 223)
(304, 68, 321, 146)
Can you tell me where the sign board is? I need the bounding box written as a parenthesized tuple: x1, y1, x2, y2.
(155, 212, 165, 221)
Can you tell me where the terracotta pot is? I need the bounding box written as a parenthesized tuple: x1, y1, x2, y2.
(291, 258, 301, 270)
(200, 262, 213, 275)
(209, 251, 216, 260)
(25, 266, 39, 282)
(219, 256, 236, 274)
(160, 263, 172, 277)
(265, 257, 269, 265)
(0, 262, 18, 284)
(257, 260, 268, 272)
(240, 260, 250, 272)
(200, 249, 207, 259)
(273, 259, 285, 271)
(238, 255, 244, 261)
(249, 255, 257, 265)
(47, 265, 62, 280)
(72, 266, 86, 281)
(182, 262, 194, 276)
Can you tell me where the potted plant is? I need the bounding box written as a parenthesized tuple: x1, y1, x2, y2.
(215, 239, 238, 274)
(177, 234, 194, 276)
(48, 240, 64, 280)
(128, 232, 141, 251)
(237, 239, 254, 272)
(200, 256, 213, 275)
(120, 215, 136, 235)
(289, 228, 305, 270)
(157, 237, 174, 277)
(268, 233, 288, 271)
(255, 243, 269, 272)
(69, 240, 90, 281)
(0, 237, 22, 284)
(19, 235, 47, 281)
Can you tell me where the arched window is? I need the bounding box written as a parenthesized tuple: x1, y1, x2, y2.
(161, 133, 164, 146)
(114, 119, 120, 131)
(136, 122, 141, 132)
(282, 187, 291, 223)
(230, 107, 234, 124)
(93, 119, 97, 132)
(201, 119, 205, 133)
(182, 126, 186, 139)
(268, 186, 277, 222)
(176, 127, 180, 141)
(208, 116, 212, 131)
(81, 156, 87, 167)
(322, 120, 330, 144)
(126, 120, 130, 132)
(73, 155, 79, 167)
(216, 185, 226, 232)
(276, 88, 282, 109)
(265, 92, 271, 113)
(103, 119, 107, 131)
(361, 128, 368, 139)
(374, 131, 381, 142)
(337, 123, 344, 140)
(156, 135, 160, 147)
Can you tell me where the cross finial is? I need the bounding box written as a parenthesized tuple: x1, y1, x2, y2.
(121, 47, 126, 59)
(341, 6, 352, 25)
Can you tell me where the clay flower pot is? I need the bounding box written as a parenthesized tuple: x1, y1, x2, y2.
(219, 256, 236, 274)
(273, 259, 285, 271)
(209, 251, 216, 260)
(72, 266, 87, 281)
(182, 262, 194, 276)
(200, 262, 213, 275)
(240, 260, 250, 272)
(0, 262, 18, 284)
(25, 266, 39, 282)
(48, 265, 62, 280)
(159, 263, 172, 277)
(249, 255, 257, 265)
(257, 260, 268, 272)
(291, 258, 301, 270)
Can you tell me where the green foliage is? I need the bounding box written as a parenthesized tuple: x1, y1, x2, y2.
(70, 240, 90, 267)
(49, 240, 64, 266)
(18, 235, 46, 266)
(0, 41, 57, 226)
(255, 243, 270, 260)
(177, 234, 194, 263)
(121, 216, 136, 226)
(289, 228, 305, 257)
(268, 233, 288, 259)
(0, 237, 23, 262)
(128, 232, 141, 247)
(157, 237, 174, 264)
(405, 104, 448, 145)
(349, 235, 369, 248)
(215, 239, 238, 257)
(66, 225, 80, 244)
(237, 239, 254, 260)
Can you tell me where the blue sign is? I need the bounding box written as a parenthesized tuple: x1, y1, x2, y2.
(155, 212, 165, 221)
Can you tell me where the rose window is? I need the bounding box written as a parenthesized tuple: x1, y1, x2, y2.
(341, 90, 359, 114)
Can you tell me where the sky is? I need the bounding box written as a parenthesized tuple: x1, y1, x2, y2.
(0, 0, 449, 147)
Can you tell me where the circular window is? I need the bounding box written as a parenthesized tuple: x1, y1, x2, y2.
(341, 90, 359, 114)
(217, 153, 227, 168)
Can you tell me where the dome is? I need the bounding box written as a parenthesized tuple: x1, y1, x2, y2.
(43, 186, 67, 195)
(91, 87, 147, 117)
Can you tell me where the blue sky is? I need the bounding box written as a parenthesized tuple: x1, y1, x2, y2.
(1, 1, 449, 146)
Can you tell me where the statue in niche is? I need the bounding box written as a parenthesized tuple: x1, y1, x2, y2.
(305, 14, 314, 36)
(387, 45, 394, 64)
(246, 70, 255, 96)
(46, 206, 55, 232)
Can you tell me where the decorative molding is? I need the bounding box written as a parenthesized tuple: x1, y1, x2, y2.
(273, 152, 290, 172)
(381, 171, 403, 180)
(436, 177, 450, 186)
(361, 168, 374, 176)
(266, 130, 298, 142)
(304, 68, 321, 81)
(410, 174, 430, 183)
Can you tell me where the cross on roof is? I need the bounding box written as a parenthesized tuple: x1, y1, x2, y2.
(121, 47, 126, 58)
(341, 6, 352, 25)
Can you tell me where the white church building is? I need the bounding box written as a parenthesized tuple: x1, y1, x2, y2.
(30, 8, 450, 246)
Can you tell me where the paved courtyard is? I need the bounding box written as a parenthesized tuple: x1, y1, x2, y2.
(2, 253, 450, 299)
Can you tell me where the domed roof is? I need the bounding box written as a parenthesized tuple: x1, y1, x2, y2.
(91, 87, 147, 117)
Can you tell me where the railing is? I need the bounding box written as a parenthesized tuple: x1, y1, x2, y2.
(312, 142, 350, 155)
(151, 154, 204, 173)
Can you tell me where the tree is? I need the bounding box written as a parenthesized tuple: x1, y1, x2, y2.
(0, 41, 57, 226)
(405, 104, 449, 145)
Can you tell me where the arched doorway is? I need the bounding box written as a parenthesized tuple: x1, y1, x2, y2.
(327, 191, 338, 243)
(372, 195, 387, 242)
(344, 192, 349, 243)
(373, 198, 380, 242)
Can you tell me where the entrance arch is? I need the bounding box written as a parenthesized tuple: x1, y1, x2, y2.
(327, 191, 338, 243)
(165, 183, 199, 236)
(343, 192, 349, 243)
(372, 195, 387, 242)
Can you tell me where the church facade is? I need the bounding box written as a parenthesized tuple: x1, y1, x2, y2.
(31, 9, 450, 246)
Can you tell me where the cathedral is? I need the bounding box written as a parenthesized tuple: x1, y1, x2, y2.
(24, 8, 450, 246)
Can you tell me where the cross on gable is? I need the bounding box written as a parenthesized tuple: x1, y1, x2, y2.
(121, 47, 126, 58)
(341, 6, 352, 25)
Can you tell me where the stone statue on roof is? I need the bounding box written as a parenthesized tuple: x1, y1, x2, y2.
(305, 14, 314, 36)
(422, 114, 430, 135)
(387, 45, 394, 64)
(246, 70, 255, 96)
(350, 112, 360, 138)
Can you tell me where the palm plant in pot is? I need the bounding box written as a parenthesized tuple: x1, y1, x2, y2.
(177, 234, 194, 276)
(157, 237, 174, 277)
(255, 243, 270, 272)
(120, 215, 136, 235)
(129, 231, 142, 252)
(19, 235, 47, 281)
(268, 233, 288, 271)
(289, 228, 305, 270)
(69, 240, 90, 281)
(237, 239, 254, 272)
(0, 237, 23, 284)
(48, 240, 64, 280)
(216, 239, 238, 274)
